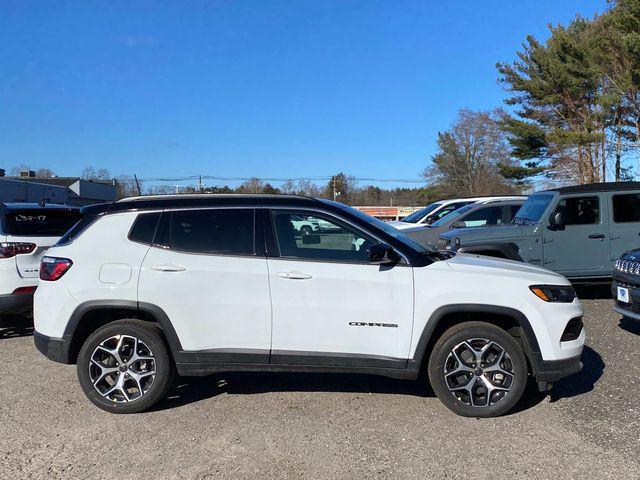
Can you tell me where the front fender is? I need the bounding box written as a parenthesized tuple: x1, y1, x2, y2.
(456, 243, 522, 261)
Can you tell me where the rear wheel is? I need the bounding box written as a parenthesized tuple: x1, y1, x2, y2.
(428, 321, 528, 417)
(300, 225, 313, 236)
(77, 319, 174, 413)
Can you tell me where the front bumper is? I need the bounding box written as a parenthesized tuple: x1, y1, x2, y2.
(33, 331, 71, 364)
(611, 280, 640, 320)
(0, 292, 34, 315)
(533, 355, 583, 382)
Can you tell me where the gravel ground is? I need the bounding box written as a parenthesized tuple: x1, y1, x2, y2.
(1, 293, 639, 479)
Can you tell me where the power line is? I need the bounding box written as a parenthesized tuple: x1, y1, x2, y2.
(139, 174, 428, 184)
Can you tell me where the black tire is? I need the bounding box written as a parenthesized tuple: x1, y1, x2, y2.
(300, 225, 313, 236)
(428, 321, 528, 418)
(77, 319, 174, 414)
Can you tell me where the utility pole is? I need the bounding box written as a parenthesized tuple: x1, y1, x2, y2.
(199, 175, 203, 192)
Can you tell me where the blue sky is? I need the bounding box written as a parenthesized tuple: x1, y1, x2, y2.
(0, 0, 608, 189)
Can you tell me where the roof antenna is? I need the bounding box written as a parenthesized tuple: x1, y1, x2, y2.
(134, 174, 142, 196)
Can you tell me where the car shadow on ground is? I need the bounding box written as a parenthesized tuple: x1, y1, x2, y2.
(156, 347, 604, 414)
(618, 316, 640, 336)
(0, 314, 33, 339)
(548, 346, 604, 402)
(155, 372, 433, 412)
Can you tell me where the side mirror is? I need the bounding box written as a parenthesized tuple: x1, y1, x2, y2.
(425, 216, 436, 225)
(451, 220, 466, 229)
(368, 243, 401, 265)
(549, 211, 565, 230)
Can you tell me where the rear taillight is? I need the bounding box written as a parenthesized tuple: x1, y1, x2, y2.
(0, 242, 36, 259)
(40, 256, 73, 281)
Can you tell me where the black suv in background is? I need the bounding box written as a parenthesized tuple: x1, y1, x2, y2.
(612, 249, 640, 320)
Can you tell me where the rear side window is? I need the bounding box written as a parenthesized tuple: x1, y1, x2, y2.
(613, 194, 640, 222)
(158, 209, 254, 255)
(4, 209, 83, 236)
(128, 212, 161, 245)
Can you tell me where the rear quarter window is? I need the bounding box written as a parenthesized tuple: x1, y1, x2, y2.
(128, 212, 161, 245)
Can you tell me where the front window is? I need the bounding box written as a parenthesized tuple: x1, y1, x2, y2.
(554, 196, 600, 225)
(321, 200, 435, 253)
(401, 203, 441, 223)
(457, 205, 504, 227)
(514, 194, 555, 223)
(272, 210, 375, 262)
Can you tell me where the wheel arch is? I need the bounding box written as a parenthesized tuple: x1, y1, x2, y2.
(64, 300, 182, 364)
(408, 304, 542, 374)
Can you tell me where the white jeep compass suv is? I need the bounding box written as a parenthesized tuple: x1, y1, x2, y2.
(0, 203, 81, 315)
(33, 195, 585, 417)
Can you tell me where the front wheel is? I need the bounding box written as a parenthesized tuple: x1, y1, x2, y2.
(77, 319, 174, 413)
(428, 321, 528, 417)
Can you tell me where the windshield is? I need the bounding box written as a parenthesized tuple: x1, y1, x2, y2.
(401, 203, 441, 223)
(322, 200, 435, 253)
(3, 209, 83, 236)
(514, 194, 554, 223)
(431, 204, 474, 227)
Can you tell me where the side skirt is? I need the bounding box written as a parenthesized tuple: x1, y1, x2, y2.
(175, 349, 419, 380)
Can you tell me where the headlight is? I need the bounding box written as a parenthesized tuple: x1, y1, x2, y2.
(529, 285, 576, 303)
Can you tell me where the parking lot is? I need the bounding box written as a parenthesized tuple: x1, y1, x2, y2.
(0, 293, 638, 479)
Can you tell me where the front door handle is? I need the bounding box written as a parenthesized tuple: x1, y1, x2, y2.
(588, 234, 605, 239)
(152, 264, 186, 272)
(277, 272, 313, 280)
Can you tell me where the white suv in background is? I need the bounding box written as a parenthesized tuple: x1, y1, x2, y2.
(0, 203, 81, 315)
(33, 195, 584, 417)
(389, 196, 525, 230)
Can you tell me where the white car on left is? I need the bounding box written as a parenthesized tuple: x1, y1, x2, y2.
(0, 203, 82, 315)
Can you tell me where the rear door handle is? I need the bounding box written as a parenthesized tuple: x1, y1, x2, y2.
(588, 234, 605, 239)
(151, 264, 186, 272)
(277, 272, 313, 280)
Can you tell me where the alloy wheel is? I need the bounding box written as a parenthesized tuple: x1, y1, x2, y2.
(89, 334, 156, 403)
(443, 338, 514, 407)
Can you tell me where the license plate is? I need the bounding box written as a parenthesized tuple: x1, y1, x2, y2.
(617, 286, 630, 303)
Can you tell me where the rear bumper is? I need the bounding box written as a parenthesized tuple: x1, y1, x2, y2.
(0, 292, 34, 314)
(33, 331, 71, 364)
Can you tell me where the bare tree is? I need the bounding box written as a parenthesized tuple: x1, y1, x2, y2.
(424, 109, 520, 196)
(36, 168, 55, 178)
(114, 175, 142, 199)
(82, 167, 111, 181)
